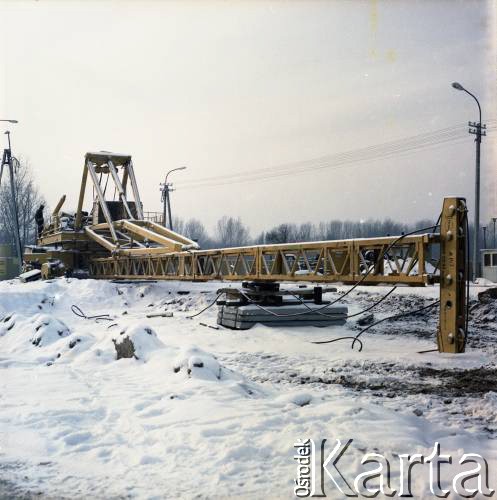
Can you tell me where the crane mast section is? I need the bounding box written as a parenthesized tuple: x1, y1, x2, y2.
(89, 233, 439, 286)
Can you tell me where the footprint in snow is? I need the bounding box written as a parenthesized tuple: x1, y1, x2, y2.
(64, 431, 92, 446)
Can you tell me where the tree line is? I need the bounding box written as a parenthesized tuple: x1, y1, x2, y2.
(0, 162, 494, 257)
(173, 215, 442, 249)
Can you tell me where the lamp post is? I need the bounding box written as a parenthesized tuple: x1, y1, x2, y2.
(451, 82, 486, 281)
(160, 166, 186, 231)
(0, 120, 23, 273)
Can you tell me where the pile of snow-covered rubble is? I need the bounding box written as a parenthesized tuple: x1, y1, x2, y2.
(0, 277, 496, 498)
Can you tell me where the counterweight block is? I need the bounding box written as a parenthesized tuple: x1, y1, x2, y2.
(216, 282, 348, 329)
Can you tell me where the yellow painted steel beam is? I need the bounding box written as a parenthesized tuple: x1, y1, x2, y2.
(84, 227, 117, 253)
(142, 221, 199, 248)
(74, 164, 88, 230)
(52, 195, 66, 216)
(120, 220, 184, 251)
(437, 197, 467, 353)
(88, 234, 436, 285)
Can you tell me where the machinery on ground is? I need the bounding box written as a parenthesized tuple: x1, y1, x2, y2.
(24, 152, 468, 354)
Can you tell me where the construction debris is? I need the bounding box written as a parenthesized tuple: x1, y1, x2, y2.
(19, 269, 41, 282)
(146, 312, 174, 318)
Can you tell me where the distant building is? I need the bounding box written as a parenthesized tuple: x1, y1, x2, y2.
(481, 249, 497, 283)
(0, 244, 19, 280)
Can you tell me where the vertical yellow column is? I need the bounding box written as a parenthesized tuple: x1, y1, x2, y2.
(438, 197, 467, 353)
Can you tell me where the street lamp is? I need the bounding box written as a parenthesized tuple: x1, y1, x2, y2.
(160, 166, 187, 231)
(451, 82, 486, 281)
(0, 120, 23, 273)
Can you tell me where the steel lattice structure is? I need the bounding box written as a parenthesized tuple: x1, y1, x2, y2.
(27, 153, 468, 354)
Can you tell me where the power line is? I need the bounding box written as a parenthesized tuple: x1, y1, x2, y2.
(186, 134, 466, 187)
(178, 122, 497, 188)
(176, 122, 497, 190)
(180, 124, 470, 186)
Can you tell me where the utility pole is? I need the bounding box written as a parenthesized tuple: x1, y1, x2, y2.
(160, 166, 186, 231)
(451, 82, 486, 281)
(483, 226, 487, 249)
(492, 217, 497, 248)
(0, 123, 23, 274)
(469, 117, 485, 276)
(160, 183, 169, 229)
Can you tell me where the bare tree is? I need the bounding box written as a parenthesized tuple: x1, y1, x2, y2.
(172, 216, 184, 235)
(214, 216, 250, 248)
(295, 222, 315, 242)
(184, 218, 210, 247)
(253, 231, 266, 245)
(0, 159, 45, 248)
(316, 220, 343, 240)
(265, 223, 296, 244)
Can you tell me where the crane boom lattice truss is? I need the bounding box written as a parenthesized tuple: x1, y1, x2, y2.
(31, 153, 467, 354)
(89, 200, 467, 355)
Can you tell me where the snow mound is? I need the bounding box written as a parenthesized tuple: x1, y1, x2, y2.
(31, 315, 71, 347)
(112, 323, 164, 362)
(173, 346, 223, 381)
(475, 277, 496, 286)
(0, 312, 79, 364)
(0, 313, 17, 337)
(277, 391, 313, 407)
(290, 392, 313, 407)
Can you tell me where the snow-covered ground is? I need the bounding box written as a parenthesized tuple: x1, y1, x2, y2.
(0, 278, 496, 499)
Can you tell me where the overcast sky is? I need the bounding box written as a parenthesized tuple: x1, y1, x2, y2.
(1, 0, 496, 235)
